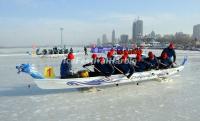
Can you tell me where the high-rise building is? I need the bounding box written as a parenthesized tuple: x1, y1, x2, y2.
(97, 38, 101, 45)
(112, 30, 116, 45)
(132, 19, 143, 41)
(102, 34, 108, 44)
(120, 34, 129, 44)
(193, 24, 200, 40)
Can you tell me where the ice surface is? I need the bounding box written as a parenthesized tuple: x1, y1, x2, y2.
(0, 48, 200, 121)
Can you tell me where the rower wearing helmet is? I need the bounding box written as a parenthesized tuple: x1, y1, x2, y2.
(106, 51, 114, 64)
(110, 48, 115, 55)
(60, 52, 75, 79)
(161, 42, 176, 63)
(114, 55, 134, 78)
(159, 52, 173, 69)
(97, 57, 114, 77)
(144, 51, 159, 70)
(82, 53, 101, 77)
(134, 54, 149, 72)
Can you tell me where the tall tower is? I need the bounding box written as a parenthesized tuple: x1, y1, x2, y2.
(102, 34, 108, 44)
(193, 24, 200, 40)
(132, 18, 143, 42)
(120, 34, 129, 44)
(112, 30, 116, 45)
(120, 34, 129, 47)
(97, 38, 101, 45)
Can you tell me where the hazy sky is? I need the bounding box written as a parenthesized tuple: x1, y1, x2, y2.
(0, 0, 200, 46)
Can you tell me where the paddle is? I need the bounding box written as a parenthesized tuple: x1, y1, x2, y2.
(159, 61, 173, 68)
(83, 66, 92, 72)
(159, 61, 167, 66)
(93, 66, 101, 73)
(143, 60, 161, 70)
(113, 65, 134, 79)
(83, 65, 111, 78)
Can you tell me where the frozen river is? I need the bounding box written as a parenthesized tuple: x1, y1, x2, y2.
(0, 48, 200, 121)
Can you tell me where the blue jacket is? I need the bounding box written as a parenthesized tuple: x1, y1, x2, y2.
(144, 57, 159, 69)
(159, 58, 173, 69)
(135, 61, 149, 72)
(161, 47, 176, 62)
(60, 59, 73, 78)
(97, 63, 114, 77)
(114, 63, 134, 78)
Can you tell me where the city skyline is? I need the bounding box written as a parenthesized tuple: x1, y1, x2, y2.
(0, 0, 200, 46)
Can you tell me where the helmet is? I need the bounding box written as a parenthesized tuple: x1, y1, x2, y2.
(136, 49, 143, 55)
(79, 70, 89, 78)
(136, 55, 142, 62)
(91, 53, 97, 59)
(124, 50, 128, 54)
(148, 51, 154, 59)
(124, 51, 129, 57)
(161, 52, 168, 59)
(169, 42, 175, 49)
(123, 50, 129, 57)
(67, 53, 74, 60)
(99, 57, 105, 64)
(110, 48, 115, 54)
(107, 51, 113, 58)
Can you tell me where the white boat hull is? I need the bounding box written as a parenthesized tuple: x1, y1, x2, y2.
(33, 66, 184, 89)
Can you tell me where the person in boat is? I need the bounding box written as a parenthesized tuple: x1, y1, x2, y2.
(48, 49, 53, 54)
(114, 55, 134, 79)
(134, 54, 149, 72)
(144, 51, 159, 70)
(97, 57, 114, 77)
(161, 42, 176, 63)
(159, 52, 173, 69)
(60, 52, 75, 79)
(64, 48, 68, 54)
(106, 51, 115, 64)
(53, 46, 58, 54)
(84, 46, 88, 55)
(82, 53, 101, 77)
(36, 48, 40, 55)
(42, 49, 47, 55)
(59, 49, 63, 54)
